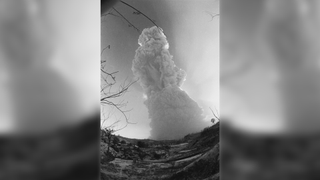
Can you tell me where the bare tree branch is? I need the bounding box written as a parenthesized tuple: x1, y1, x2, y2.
(120, 1, 159, 27)
(204, 11, 220, 22)
(101, 1, 158, 132)
(112, 7, 140, 33)
(103, 0, 159, 35)
(101, 45, 111, 56)
(101, 47, 138, 131)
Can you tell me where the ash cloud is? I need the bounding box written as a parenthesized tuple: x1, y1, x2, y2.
(132, 26, 209, 140)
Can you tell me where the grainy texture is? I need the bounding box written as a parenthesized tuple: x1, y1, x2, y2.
(100, 122, 220, 180)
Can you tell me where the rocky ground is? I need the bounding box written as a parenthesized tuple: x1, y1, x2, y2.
(100, 122, 220, 180)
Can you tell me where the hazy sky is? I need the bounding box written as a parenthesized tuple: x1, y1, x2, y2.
(102, 0, 219, 139)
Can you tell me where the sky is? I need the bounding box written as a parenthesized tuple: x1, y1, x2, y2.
(101, 0, 219, 139)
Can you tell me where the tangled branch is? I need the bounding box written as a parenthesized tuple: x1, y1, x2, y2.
(102, 0, 159, 33)
(101, 48, 137, 131)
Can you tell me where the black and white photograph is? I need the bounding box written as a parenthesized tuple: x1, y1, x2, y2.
(100, 0, 220, 179)
(1, 0, 320, 180)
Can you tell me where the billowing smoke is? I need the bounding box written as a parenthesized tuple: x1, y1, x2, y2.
(132, 26, 209, 140)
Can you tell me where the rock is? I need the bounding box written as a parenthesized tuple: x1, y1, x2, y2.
(100, 123, 220, 179)
(154, 149, 168, 159)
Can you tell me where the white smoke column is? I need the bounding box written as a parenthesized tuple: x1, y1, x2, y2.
(132, 26, 209, 140)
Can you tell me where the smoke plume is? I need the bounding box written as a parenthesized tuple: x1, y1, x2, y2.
(132, 26, 209, 140)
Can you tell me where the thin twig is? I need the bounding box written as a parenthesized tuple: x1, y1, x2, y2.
(101, 46, 110, 56)
(112, 7, 140, 33)
(120, 1, 159, 27)
(209, 107, 220, 121)
(205, 11, 220, 22)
